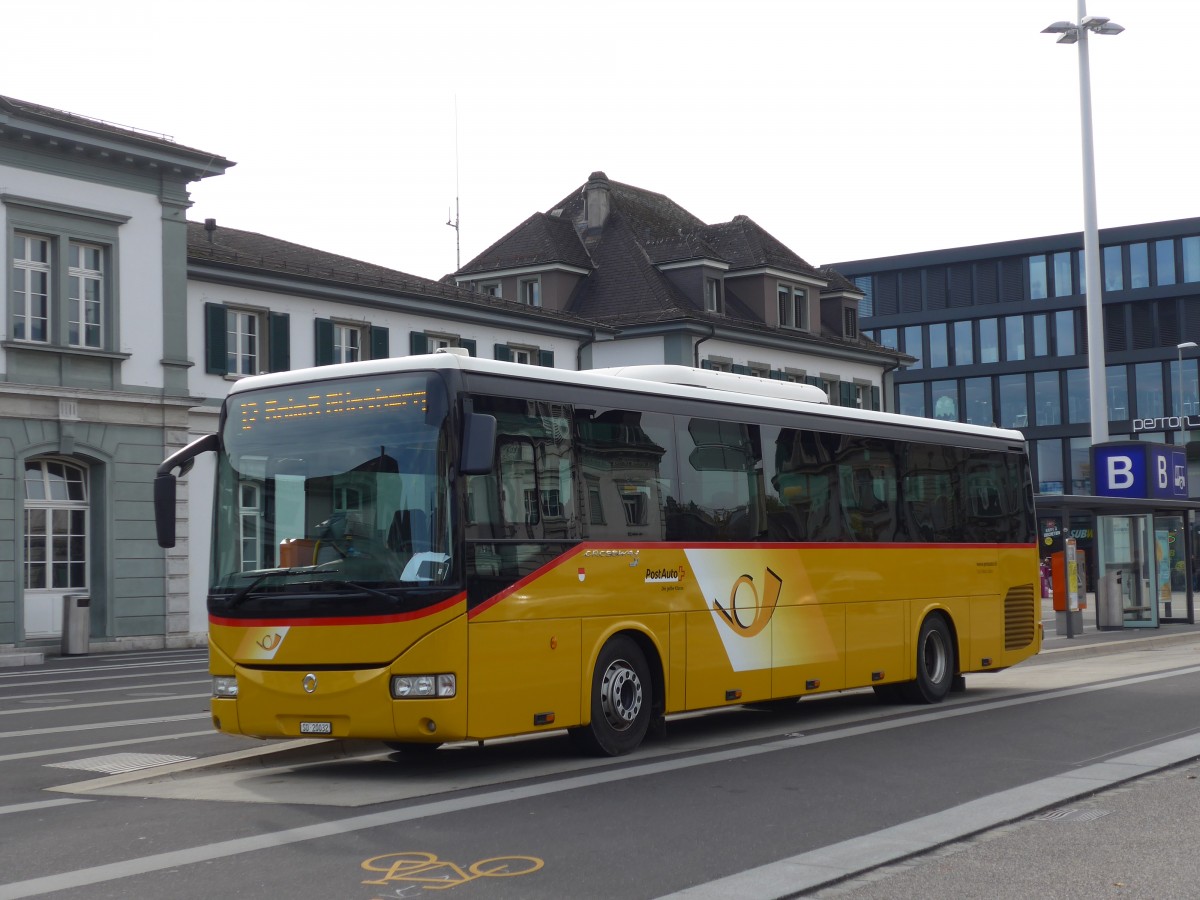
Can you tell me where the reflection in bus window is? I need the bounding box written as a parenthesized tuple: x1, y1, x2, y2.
(575, 408, 673, 542)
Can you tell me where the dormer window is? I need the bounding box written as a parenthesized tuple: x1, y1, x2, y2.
(480, 281, 501, 297)
(844, 306, 859, 339)
(704, 277, 723, 314)
(778, 283, 807, 330)
(519, 277, 541, 307)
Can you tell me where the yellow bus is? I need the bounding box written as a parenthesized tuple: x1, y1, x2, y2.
(155, 350, 1041, 756)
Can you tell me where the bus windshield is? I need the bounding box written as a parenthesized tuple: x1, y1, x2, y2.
(210, 371, 454, 616)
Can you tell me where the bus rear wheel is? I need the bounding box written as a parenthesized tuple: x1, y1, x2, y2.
(901, 613, 955, 704)
(569, 635, 651, 757)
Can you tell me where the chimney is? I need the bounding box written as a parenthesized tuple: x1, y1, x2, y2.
(204, 218, 217, 243)
(584, 171, 610, 231)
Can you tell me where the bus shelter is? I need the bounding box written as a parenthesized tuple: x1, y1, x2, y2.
(1036, 493, 1200, 629)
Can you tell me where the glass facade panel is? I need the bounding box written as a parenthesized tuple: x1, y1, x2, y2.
(928, 323, 948, 368)
(1171, 358, 1199, 416)
(931, 380, 958, 420)
(964, 377, 993, 426)
(1184, 236, 1200, 283)
(1066, 368, 1089, 424)
(1053, 252, 1073, 297)
(1034, 371, 1061, 426)
(1032, 314, 1049, 357)
(1055, 310, 1075, 356)
(1107, 366, 1129, 421)
(954, 320, 973, 366)
(904, 325, 922, 369)
(1156, 240, 1176, 286)
(979, 318, 999, 363)
(897, 382, 925, 417)
(1078, 249, 1087, 294)
(1069, 437, 1092, 494)
(1104, 245, 1123, 291)
(1129, 242, 1149, 289)
(1029, 255, 1047, 300)
(999, 373, 1028, 428)
(1036, 439, 1064, 494)
(1004, 316, 1025, 361)
(1134, 361, 1164, 420)
(878, 327, 898, 350)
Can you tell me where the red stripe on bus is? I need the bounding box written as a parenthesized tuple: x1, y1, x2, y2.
(209, 592, 465, 628)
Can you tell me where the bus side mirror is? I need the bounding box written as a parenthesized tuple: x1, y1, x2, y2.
(155, 474, 177, 548)
(461, 412, 496, 475)
(154, 432, 219, 549)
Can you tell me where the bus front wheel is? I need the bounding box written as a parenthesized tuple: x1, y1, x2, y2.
(902, 614, 955, 704)
(570, 636, 652, 757)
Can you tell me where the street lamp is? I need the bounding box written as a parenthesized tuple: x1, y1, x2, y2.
(1043, 4, 1124, 445)
(1178, 342, 1197, 418)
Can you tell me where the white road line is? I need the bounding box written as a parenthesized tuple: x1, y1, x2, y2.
(0, 799, 91, 817)
(0, 731, 216, 764)
(3, 680, 209, 702)
(0, 658, 207, 681)
(3, 664, 1200, 899)
(0, 713, 209, 740)
(0, 671, 208, 690)
(0, 694, 207, 718)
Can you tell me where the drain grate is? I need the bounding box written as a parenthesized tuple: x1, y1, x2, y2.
(1035, 808, 1112, 823)
(47, 753, 195, 774)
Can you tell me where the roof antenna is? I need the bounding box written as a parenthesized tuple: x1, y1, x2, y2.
(446, 95, 460, 271)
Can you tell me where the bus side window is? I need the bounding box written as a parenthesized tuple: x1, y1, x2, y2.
(676, 417, 763, 541)
(576, 407, 674, 542)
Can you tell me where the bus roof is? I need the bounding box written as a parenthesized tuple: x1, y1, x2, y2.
(226, 349, 1026, 446)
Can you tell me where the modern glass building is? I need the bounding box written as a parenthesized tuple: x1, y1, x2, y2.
(832, 217, 1200, 498)
(831, 218, 1200, 621)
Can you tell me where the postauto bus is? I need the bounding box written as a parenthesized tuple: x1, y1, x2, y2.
(155, 349, 1041, 756)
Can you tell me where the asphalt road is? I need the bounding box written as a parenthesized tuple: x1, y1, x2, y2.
(2, 638, 1200, 899)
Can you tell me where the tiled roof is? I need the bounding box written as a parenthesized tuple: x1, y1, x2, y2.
(458, 173, 832, 322)
(186, 221, 601, 327)
(456, 212, 592, 275)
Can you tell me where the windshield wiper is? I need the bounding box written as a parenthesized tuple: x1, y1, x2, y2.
(323, 580, 397, 602)
(226, 566, 340, 608)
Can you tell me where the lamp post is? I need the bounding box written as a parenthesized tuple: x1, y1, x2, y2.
(1178, 342, 1197, 419)
(1043, 3, 1124, 445)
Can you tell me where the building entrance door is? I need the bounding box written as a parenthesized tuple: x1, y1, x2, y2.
(22, 459, 89, 638)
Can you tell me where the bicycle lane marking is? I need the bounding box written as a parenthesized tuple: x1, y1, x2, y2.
(4, 664, 1200, 900)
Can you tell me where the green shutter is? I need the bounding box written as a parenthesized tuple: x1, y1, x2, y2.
(204, 303, 227, 374)
(871, 386, 881, 411)
(538, 349, 555, 368)
(370, 325, 389, 360)
(700, 359, 713, 370)
(460, 339, 476, 357)
(731, 364, 751, 375)
(410, 332, 429, 355)
(494, 344, 511, 362)
(840, 382, 856, 407)
(769, 370, 785, 380)
(268, 312, 290, 372)
(314, 318, 334, 366)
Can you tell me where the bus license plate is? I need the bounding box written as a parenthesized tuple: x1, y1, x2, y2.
(300, 721, 332, 734)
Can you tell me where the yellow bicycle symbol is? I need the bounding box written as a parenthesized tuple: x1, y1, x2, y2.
(361, 851, 544, 890)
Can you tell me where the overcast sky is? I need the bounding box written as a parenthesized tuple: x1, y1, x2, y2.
(7, 1, 1196, 280)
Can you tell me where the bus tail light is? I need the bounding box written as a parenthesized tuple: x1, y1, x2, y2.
(212, 676, 238, 698)
(391, 674, 456, 699)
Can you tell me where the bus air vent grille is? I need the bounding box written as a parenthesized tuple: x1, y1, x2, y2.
(1004, 583, 1036, 650)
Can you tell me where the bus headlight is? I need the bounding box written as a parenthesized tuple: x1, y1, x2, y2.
(391, 674, 456, 699)
(212, 676, 239, 698)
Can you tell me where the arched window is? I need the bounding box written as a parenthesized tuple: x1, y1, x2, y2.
(24, 459, 88, 591)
